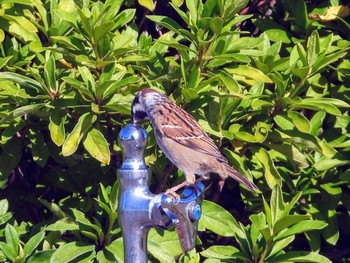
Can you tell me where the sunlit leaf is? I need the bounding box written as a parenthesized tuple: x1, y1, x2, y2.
(62, 113, 96, 156)
(83, 128, 110, 164)
(49, 242, 95, 263)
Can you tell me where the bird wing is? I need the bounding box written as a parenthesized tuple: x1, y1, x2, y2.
(154, 104, 228, 163)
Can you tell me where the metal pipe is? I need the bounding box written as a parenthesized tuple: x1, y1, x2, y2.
(117, 124, 204, 263)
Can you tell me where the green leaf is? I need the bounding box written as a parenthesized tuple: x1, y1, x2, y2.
(82, 128, 110, 164)
(267, 143, 309, 168)
(148, 229, 180, 262)
(314, 156, 350, 171)
(310, 111, 326, 136)
(147, 15, 183, 37)
(62, 77, 94, 100)
(199, 200, 236, 237)
(46, 218, 79, 231)
(220, 71, 240, 94)
(93, 21, 114, 43)
(255, 148, 281, 189)
(5, 224, 19, 255)
(70, 209, 102, 237)
(39, 199, 68, 219)
(307, 30, 320, 67)
(210, 17, 223, 35)
(225, 65, 273, 85)
(49, 110, 66, 146)
(268, 236, 295, 258)
(0, 199, 9, 216)
(2, 14, 38, 32)
(44, 56, 57, 91)
(0, 213, 12, 226)
(281, 191, 303, 218)
(0, 56, 13, 70)
(0, 29, 4, 42)
(292, 66, 310, 79)
(0, 104, 46, 124)
(291, 98, 343, 115)
(296, 42, 307, 67)
(138, 0, 154, 11)
(27, 250, 55, 263)
(267, 251, 331, 263)
(275, 220, 327, 241)
(171, 0, 184, 7)
(54, 10, 78, 27)
(0, 72, 43, 92)
(62, 113, 96, 156)
(186, 0, 199, 23)
(113, 9, 136, 30)
(102, 76, 141, 100)
(187, 66, 201, 90)
(105, 238, 124, 263)
(274, 215, 310, 234)
(23, 231, 45, 257)
(265, 29, 291, 44)
(49, 242, 95, 263)
(2, 120, 26, 141)
(270, 185, 285, 226)
(28, 129, 49, 167)
(230, 124, 257, 142)
(200, 245, 245, 260)
(157, 38, 196, 53)
(263, 196, 272, 228)
(0, 139, 21, 187)
(320, 209, 339, 245)
(0, 241, 16, 261)
(287, 111, 311, 133)
(78, 66, 95, 94)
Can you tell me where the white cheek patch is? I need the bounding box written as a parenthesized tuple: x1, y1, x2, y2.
(132, 102, 146, 113)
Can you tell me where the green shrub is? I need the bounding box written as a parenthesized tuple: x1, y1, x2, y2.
(0, 0, 349, 262)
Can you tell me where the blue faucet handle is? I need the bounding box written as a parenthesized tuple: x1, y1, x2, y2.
(158, 182, 205, 252)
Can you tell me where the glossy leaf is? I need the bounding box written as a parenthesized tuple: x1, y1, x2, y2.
(199, 200, 236, 237)
(275, 220, 327, 241)
(255, 148, 282, 189)
(138, 0, 154, 11)
(23, 231, 45, 257)
(5, 224, 19, 255)
(27, 250, 55, 263)
(83, 128, 110, 164)
(201, 245, 245, 260)
(49, 110, 66, 146)
(62, 113, 96, 156)
(49, 242, 95, 263)
(268, 251, 331, 263)
(148, 229, 180, 263)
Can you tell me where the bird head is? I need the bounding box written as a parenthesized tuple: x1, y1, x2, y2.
(131, 88, 161, 124)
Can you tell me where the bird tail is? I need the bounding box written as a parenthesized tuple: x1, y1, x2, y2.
(222, 163, 258, 191)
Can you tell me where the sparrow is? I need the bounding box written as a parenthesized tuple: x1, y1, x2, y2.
(131, 88, 258, 196)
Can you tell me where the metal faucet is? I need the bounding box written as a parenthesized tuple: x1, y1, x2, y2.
(118, 124, 204, 263)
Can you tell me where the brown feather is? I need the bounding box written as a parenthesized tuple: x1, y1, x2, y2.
(152, 96, 227, 162)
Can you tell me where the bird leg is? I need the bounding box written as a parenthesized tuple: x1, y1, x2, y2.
(165, 181, 190, 200)
(165, 174, 210, 200)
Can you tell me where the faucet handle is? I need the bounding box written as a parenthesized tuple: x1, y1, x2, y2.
(159, 182, 205, 252)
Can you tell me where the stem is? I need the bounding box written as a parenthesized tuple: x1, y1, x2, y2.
(258, 230, 273, 263)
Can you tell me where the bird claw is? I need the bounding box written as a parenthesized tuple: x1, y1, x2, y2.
(165, 189, 181, 203)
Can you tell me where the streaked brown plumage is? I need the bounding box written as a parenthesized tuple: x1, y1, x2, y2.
(131, 88, 258, 195)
